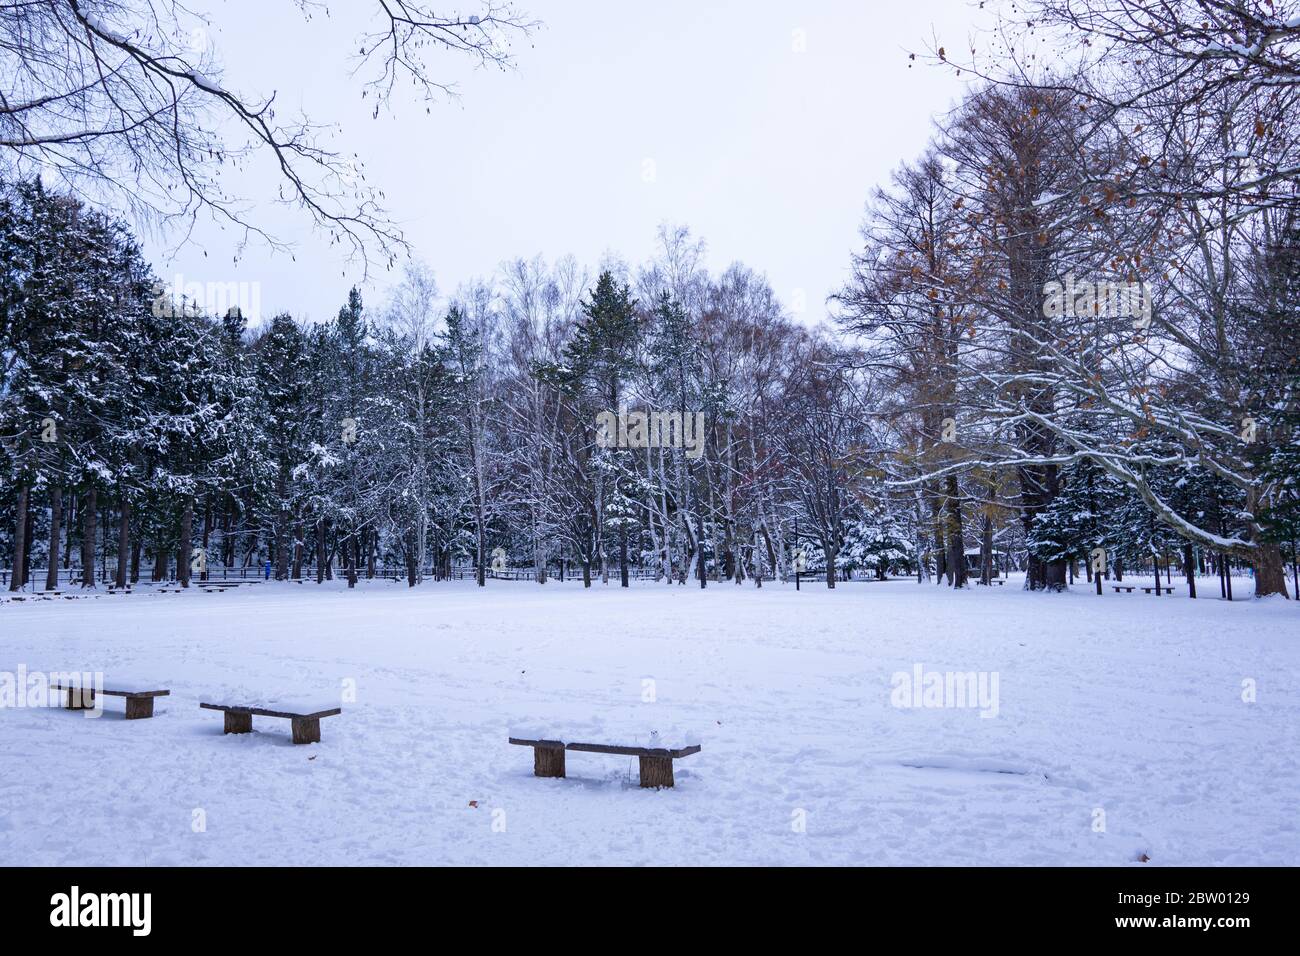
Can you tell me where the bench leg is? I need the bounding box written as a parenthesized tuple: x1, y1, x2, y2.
(124, 697, 154, 720)
(65, 688, 95, 710)
(223, 712, 253, 734)
(291, 717, 321, 745)
(533, 746, 565, 778)
(639, 755, 675, 789)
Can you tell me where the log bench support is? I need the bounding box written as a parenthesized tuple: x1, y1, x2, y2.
(638, 755, 675, 789)
(124, 696, 155, 720)
(533, 744, 566, 778)
(291, 717, 321, 745)
(224, 711, 253, 734)
(65, 687, 94, 710)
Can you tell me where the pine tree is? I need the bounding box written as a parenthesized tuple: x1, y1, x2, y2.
(255, 313, 311, 580)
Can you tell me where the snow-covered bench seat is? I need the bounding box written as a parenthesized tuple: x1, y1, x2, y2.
(200, 700, 341, 744)
(1112, 585, 1135, 593)
(50, 681, 169, 719)
(1141, 586, 1175, 594)
(508, 725, 701, 788)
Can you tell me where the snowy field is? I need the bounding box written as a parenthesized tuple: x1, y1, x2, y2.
(1, 577, 1297, 866)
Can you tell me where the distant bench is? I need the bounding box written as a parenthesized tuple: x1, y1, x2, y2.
(1142, 586, 1176, 595)
(200, 701, 342, 744)
(1112, 585, 1135, 593)
(509, 735, 701, 788)
(51, 682, 169, 719)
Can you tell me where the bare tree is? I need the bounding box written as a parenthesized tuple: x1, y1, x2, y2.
(0, 1, 537, 264)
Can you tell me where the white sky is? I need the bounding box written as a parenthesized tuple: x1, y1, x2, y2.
(145, 0, 989, 328)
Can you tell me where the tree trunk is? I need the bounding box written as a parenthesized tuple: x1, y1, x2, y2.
(931, 496, 946, 585)
(476, 523, 485, 588)
(21, 502, 34, 587)
(620, 522, 629, 588)
(115, 499, 130, 589)
(696, 506, 707, 589)
(45, 486, 62, 591)
(63, 493, 74, 570)
(178, 498, 193, 588)
(1252, 540, 1290, 599)
(80, 487, 98, 587)
(292, 520, 304, 581)
(980, 514, 993, 586)
(945, 474, 966, 588)
(201, 502, 211, 581)
(346, 532, 358, 588)
(274, 468, 289, 581)
(316, 520, 326, 583)
(9, 485, 28, 591)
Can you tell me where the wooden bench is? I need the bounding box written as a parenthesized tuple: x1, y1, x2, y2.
(1142, 586, 1175, 595)
(51, 682, 169, 719)
(200, 701, 342, 744)
(1112, 585, 1135, 593)
(509, 735, 701, 789)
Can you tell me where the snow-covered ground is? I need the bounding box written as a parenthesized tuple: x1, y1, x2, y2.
(1, 576, 1296, 866)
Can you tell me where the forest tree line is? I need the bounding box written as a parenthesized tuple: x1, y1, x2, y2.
(1, 173, 1296, 597)
(0, 187, 920, 591)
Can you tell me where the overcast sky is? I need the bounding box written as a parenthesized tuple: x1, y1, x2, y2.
(146, 0, 989, 328)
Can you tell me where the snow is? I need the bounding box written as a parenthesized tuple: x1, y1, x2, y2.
(200, 697, 342, 716)
(74, 679, 163, 696)
(184, 70, 225, 95)
(1, 576, 1297, 866)
(508, 720, 701, 752)
(81, 13, 130, 45)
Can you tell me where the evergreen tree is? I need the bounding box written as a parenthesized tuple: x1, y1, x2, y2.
(255, 313, 311, 580)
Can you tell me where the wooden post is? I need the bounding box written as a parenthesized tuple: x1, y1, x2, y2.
(291, 717, 321, 745)
(533, 746, 566, 778)
(638, 755, 675, 788)
(65, 687, 94, 710)
(124, 697, 154, 720)
(223, 711, 253, 734)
